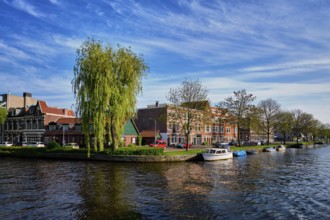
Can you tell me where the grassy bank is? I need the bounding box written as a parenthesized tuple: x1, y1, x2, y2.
(0, 142, 315, 159)
(0, 146, 164, 157)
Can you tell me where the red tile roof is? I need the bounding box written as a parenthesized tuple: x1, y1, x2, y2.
(56, 117, 81, 124)
(39, 100, 75, 117)
(140, 130, 158, 138)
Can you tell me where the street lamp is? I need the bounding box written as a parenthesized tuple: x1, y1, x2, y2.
(149, 118, 156, 145)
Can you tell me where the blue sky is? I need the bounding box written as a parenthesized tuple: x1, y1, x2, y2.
(1, 0, 330, 124)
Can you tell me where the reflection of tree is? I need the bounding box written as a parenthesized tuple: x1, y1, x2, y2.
(77, 163, 141, 219)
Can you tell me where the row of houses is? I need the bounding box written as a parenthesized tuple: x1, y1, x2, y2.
(0, 92, 246, 147)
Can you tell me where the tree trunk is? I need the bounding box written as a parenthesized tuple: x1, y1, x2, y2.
(110, 124, 118, 151)
(237, 124, 241, 147)
(186, 131, 189, 151)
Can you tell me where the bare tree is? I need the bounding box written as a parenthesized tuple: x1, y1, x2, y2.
(167, 79, 209, 151)
(218, 89, 256, 147)
(257, 98, 281, 144)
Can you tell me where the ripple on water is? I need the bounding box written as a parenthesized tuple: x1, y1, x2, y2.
(1, 145, 330, 219)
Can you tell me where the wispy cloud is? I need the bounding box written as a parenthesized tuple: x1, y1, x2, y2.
(49, 0, 59, 5)
(4, 0, 45, 18)
(0, 41, 31, 60)
(1, 0, 330, 123)
(52, 35, 83, 50)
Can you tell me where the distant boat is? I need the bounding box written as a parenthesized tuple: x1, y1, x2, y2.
(276, 145, 286, 151)
(233, 150, 247, 157)
(246, 149, 258, 155)
(288, 143, 304, 148)
(202, 148, 233, 161)
(263, 147, 276, 152)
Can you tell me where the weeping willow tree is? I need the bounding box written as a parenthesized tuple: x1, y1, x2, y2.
(108, 47, 147, 150)
(72, 38, 147, 156)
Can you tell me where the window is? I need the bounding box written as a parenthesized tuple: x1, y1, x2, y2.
(75, 124, 82, 131)
(205, 125, 210, 132)
(220, 126, 224, 133)
(49, 124, 56, 131)
(226, 127, 231, 133)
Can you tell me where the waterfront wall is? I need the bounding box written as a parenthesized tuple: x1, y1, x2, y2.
(41, 153, 203, 162)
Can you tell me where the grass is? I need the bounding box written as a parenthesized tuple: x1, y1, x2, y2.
(0, 145, 164, 157)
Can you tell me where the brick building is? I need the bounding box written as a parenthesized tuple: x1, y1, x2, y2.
(44, 118, 139, 147)
(135, 102, 237, 146)
(0, 93, 74, 144)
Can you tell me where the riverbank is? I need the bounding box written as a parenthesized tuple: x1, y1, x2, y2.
(0, 146, 204, 162)
(0, 142, 318, 162)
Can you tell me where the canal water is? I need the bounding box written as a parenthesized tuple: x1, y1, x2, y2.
(1, 145, 330, 219)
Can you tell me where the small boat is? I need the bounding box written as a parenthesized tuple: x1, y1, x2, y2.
(233, 150, 247, 157)
(288, 143, 304, 148)
(246, 149, 258, 155)
(276, 145, 286, 151)
(263, 147, 276, 152)
(202, 148, 233, 161)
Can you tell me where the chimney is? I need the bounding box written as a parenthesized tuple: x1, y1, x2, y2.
(155, 101, 159, 107)
(23, 92, 32, 109)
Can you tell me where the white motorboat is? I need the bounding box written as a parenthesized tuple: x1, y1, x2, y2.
(202, 148, 233, 161)
(263, 147, 276, 152)
(276, 145, 286, 151)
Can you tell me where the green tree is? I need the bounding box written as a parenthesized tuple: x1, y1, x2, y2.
(0, 107, 7, 125)
(72, 38, 147, 156)
(167, 79, 209, 151)
(218, 89, 256, 147)
(291, 109, 315, 143)
(275, 110, 293, 144)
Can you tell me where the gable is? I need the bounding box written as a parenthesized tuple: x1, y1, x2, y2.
(124, 119, 139, 135)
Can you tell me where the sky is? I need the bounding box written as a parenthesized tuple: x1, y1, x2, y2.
(0, 0, 330, 124)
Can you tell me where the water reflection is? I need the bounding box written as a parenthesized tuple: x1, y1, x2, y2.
(0, 145, 330, 219)
(76, 163, 142, 219)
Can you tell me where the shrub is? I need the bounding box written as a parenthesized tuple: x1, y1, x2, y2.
(47, 141, 61, 149)
(105, 146, 164, 156)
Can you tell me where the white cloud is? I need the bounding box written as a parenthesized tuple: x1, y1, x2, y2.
(52, 35, 83, 50)
(5, 0, 45, 18)
(49, 0, 59, 5)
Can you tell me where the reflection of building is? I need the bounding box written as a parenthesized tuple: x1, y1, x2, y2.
(44, 118, 139, 147)
(0, 93, 75, 144)
(135, 102, 237, 146)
